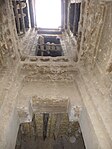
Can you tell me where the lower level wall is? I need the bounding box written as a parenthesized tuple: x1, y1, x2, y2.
(0, 108, 20, 149)
(79, 108, 100, 149)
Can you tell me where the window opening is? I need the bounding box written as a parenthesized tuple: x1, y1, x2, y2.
(35, 35, 63, 57)
(12, 0, 30, 35)
(35, 0, 61, 29)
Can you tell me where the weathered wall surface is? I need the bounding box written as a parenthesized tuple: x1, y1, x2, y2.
(78, 0, 112, 116)
(78, 0, 112, 76)
(78, 0, 112, 95)
(95, 2, 112, 95)
(78, 0, 106, 65)
(77, 0, 112, 148)
(0, 0, 21, 145)
(0, 67, 23, 149)
(97, 3, 112, 72)
(0, 0, 19, 68)
(0, 3, 21, 147)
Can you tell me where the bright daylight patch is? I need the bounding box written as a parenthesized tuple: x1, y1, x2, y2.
(35, 0, 61, 29)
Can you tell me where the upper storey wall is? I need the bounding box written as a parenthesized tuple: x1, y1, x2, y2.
(0, 0, 19, 69)
(78, 0, 106, 65)
(78, 0, 112, 72)
(77, 1, 112, 143)
(78, 0, 112, 88)
(97, 2, 112, 73)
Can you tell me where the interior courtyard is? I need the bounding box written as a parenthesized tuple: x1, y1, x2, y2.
(0, 0, 112, 149)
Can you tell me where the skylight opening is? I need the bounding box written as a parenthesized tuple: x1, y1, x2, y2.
(35, 0, 61, 29)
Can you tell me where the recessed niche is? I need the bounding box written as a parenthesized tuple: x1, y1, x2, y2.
(35, 35, 63, 57)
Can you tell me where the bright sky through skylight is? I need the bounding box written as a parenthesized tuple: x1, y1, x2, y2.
(35, 0, 61, 28)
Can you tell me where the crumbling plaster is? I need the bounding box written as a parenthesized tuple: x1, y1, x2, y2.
(0, 0, 19, 69)
(76, 0, 112, 148)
